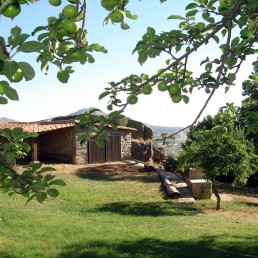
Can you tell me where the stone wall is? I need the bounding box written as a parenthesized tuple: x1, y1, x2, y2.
(131, 140, 153, 162)
(74, 141, 87, 164)
(127, 118, 153, 141)
(126, 118, 155, 162)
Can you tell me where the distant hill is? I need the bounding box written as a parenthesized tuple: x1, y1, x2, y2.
(148, 124, 188, 158)
(148, 125, 183, 137)
(0, 117, 18, 123)
(68, 107, 106, 116)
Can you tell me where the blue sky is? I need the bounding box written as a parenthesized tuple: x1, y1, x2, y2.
(0, 0, 256, 127)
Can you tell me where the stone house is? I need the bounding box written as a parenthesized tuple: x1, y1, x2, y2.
(0, 120, 136, 164)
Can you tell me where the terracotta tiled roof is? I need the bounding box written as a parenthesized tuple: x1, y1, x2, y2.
(0, 120, 137, 133)
(0, 120, 76, 133)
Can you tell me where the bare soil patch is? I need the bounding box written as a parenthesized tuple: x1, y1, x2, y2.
(51, 161, 159, 183)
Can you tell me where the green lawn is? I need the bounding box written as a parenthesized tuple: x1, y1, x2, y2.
(0, 162, 257, 258)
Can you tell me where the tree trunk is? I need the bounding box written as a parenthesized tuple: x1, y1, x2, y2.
(212, 180, 221, 210)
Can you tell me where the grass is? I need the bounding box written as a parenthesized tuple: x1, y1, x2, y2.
(0, 162, 258, 258)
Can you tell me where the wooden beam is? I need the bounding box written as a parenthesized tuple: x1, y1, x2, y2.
(32, 138, 38, 162)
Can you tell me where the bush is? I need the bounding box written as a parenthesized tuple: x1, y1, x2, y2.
(162, 156, 178, 172)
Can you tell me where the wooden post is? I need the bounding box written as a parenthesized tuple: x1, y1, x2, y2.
(32, 138, 38, 162)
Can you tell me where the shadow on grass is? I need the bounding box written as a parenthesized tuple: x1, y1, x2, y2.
(0, 252, 13, 258)
(218, 183, 258, 198)
(59, 235, 258, 258)
(75, 163, 158, 184)
(242, 201, 258, 207)
(93, 201, 202, 217)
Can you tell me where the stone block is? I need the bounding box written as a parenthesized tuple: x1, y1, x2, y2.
(190, 179, 212, 199)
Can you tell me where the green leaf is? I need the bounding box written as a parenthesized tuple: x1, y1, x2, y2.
(185, 3, 199, 10)
(44, 174, 55, 182)
(212, 35, 219, 44)
(32, 162, 43, 171)
(37, 32, 49, 42)
(138, 52, 148, 65)
(12, 127, 23, 138)
(36, 192, 47, 204)
(0, 81, 19, 101)
(240, 28, 253, 39)
(202, 12, 215, 23)
(25, 194, 36, 205)
(49, 180, 66, 186)
(196, 22, 205, 30)
(17, 41, 44, 53)
(225, 57, 237, 67)
(200, 57, 209, 66)
(0, 96, 8, 104)
(120, 22, 130, 30)
(19, 142, 31, 153)
(11, 34, 30, 49)
(182, 95, 190, 104)
(31, 26, 46, 36)
(99, 91, 110, 100)
(57, 70, 69, 83)
(0, 128, 12, 138)
(167, 15, 182, 20)
(3, 61, 19, 80)
(89, 44, 107, 53)
(47, 188, 59, 198)
(228, 73, 236, 84)
(186, 9, 198, 16)
(20, 132, 38, 140)
(147, 27, 156, 36)
(205, 63, 212, 72)
(231, 37, 240, 48)
(18, 62, 35, 81)
(41, 167, 56, 173)
(11, 26, 21, 37)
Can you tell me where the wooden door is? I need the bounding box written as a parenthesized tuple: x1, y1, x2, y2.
(88, 135, 121, 163)
(106, 135, 121, 162)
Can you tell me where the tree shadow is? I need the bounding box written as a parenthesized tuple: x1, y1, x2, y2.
(242, 201, 258, 207)
(58, 235, 258, 258)
(75, 163, 159, 184)
(0, 252, 13, 258)
(218, 183, 258, 198)
(93, 201, 202, 217)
